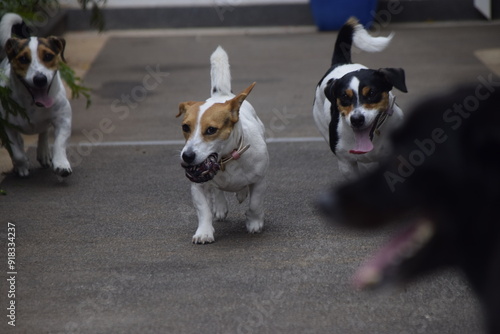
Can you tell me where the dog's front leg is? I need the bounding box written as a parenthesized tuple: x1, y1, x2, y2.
(5, 128, 30, 177)
(212, 188, 228, 221)
(52, 111, 72, 177)
(338, 159, 359, 180)
(191, 183, 215, 244)
(245, 178, 267, 233)
(37, 131, 51, 168)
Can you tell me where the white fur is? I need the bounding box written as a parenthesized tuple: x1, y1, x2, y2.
(0, 15, 72, 177)
(313, 24, 403, 180)
(0, 13, 22, 50)
(352, 24, 394, 53)
(210, 45, 231, 96)
(180, 47, 269, 244)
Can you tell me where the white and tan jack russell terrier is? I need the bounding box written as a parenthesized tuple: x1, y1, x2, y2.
(0, 13, 72, 177)
(177, 46, 269, 244)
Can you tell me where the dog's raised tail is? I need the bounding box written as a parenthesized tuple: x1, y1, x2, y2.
(210, 46, 232, 96)
(332, 17, 394, 66)
(0, 13, 24, 49)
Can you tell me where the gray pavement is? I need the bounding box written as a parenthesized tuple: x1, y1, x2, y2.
(2, 22, 500, 333)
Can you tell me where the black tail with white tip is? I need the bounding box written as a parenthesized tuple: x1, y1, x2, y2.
(332, 17, 394, 67)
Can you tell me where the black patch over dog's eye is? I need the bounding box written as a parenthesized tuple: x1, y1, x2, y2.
(18, 55, 30, 64)
(182, 124, 190, 133)
(364, 88, 381, 102)
(205, 127, 218, 135)
(339, 92, 352, 107)
(43, 52, 55, 62)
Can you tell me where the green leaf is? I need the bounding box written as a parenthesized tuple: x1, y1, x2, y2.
(0, 82, 29, 156)
(59, 62, 92, 109)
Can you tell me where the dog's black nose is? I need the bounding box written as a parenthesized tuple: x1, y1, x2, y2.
(33, 73, 48, 88)
(350, 114, 365, 128)
(182, 151, 196, 164)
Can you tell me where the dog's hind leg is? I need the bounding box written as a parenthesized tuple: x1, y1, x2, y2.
(212, 188, 228, 221)
(245, 179, 266, 234)
(191, 184, 215, 244)
(236, 186, 249, 203)
(37, 131, 52, 168)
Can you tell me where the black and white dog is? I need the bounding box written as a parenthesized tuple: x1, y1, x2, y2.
(319, 85, 500, 334)
(0, 13, 72, 177)
(313, 17, 407, 180)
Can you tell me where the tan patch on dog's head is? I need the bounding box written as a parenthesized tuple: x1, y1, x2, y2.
(177, 82, 256, 142)
(177, 101, 204, 140)
(199, 103, 235, 142)
(200, 82, 256, 142)
(37, 36, 66, 69)
(5, 38, 31, 77)
(337, 88, 355, 116)
(5, 36, 66, 77)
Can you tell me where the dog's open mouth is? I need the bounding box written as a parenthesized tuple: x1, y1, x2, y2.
(182, 153, 221, 183)
(19, 78, 55, 108)
(350, 127, 374, 154)
(353, 218, 434, 289)
(30, 87, 54, 108)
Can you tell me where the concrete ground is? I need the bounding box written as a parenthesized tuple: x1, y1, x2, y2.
(1, 21, 500, 333)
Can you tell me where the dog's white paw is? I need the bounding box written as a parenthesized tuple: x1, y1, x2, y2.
(213, 202, 228, 221)
(52, 159, 72, 177)
(12, 157, 30, 177)
(192, 227, 215, 244)
(14, 165, 30, 178)
(37, 148, 52, 169)
(246, 219, 264, 234)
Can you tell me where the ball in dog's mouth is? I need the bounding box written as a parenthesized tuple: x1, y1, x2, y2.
(181, 153, 220, 183)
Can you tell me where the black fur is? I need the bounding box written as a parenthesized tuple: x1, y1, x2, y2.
(320, 85, 500, 334)
(319, 19, 358, 155)
(11, 21, 31, 39)
(331, 18, 357, 67)
(317, 19, 357, 88)
(316, 18, 407, 156)
(324, 68, 407, 155)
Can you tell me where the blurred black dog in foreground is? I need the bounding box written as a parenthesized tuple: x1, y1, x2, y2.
(319, 83, 500, 334)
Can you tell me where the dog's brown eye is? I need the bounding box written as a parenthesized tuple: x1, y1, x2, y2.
(43, 53, 54, 62)
(18, 55, 30, 64)
(205, 127, 218, 135)
(182, 124, 190, 133)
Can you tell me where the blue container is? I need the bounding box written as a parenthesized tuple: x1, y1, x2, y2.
(310, 0, 379, 31)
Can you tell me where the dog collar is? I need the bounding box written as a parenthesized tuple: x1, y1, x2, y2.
(369, 95, 396, 140)
(220, 137, 250, 171)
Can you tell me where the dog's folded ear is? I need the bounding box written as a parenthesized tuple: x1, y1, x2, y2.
(5, 38, 23, 61)
(177, 101, 198, 117)
(378, 68, 408, 93)
(324, 79, 337, 102)
(229, 82, 256, 123)
(47, 36, 66, 63)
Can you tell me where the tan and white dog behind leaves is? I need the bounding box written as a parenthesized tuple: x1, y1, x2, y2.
(0, 13, 72, 177)
(177, 46, 269, 244)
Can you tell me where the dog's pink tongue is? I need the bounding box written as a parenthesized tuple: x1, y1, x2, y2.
(33, 89, 54, 108)
(350, 127, 373, 154)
